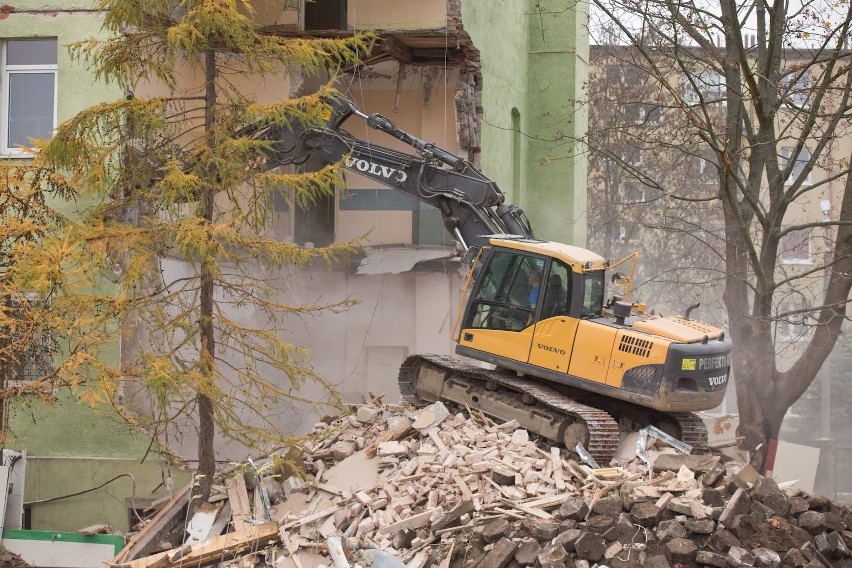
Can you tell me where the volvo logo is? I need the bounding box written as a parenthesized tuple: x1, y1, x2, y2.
(708, 374, 728, 387)
(344, 156, 408, 182)
(537, 343, 566, 355)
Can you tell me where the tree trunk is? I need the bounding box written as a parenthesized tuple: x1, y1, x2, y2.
(195, 43, 218, 503)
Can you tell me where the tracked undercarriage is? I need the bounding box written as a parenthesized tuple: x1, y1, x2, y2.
(398, 354, 709, 465)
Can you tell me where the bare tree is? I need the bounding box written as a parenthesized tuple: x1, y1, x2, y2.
(587, 1, 852, 466)
(587, 50, 727, 322)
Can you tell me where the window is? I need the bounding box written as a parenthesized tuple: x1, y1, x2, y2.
(780, 147, 812, 186)
(3, 295, 56, 382)
(682, 69, 725, 106)
(623, 182, 645, 204)
(581, 271, 605, 318)
(2, 38, 57, 155)
(467, 251, 545, 331)
(780, 227, 812, 264)
(615, 147, 642, 168)
(540, 260, 572, 320)
(303, 0, 347, 31)
(622, 103, 662, 125)
(777, 299, 811, 341)
(781, 70, 811, 109)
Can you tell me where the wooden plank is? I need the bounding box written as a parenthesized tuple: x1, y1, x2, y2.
(126, 522, 280, 568)
(365, 418, 413, 458)
(499, 499, 551, 519)
(379, 510, 434, 533)
(226, 475, 251, 531)
(113, 484, 192, 563)
(206, 501, 232, 540)
(280, 506, 338, 530)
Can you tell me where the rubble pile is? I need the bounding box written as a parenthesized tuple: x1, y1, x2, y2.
(111, 401, 852, 568)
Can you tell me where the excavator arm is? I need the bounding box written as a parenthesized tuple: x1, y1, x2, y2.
(244, 95, 533, 252)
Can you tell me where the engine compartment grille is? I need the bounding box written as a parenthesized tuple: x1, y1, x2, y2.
(618, 335, 653, 358)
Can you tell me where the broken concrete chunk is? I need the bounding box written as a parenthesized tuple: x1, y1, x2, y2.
(798, 511, 827, 535)
(652, 453, 720, 474)
(480, 537, 517, 568)
(559, 496, 590, 521)
(695, 550, 727, 567)
(552, 528, 581, 550)
(665, 537, 698, 564)
(656, 519, 686, 541)
(377, 441, 408, 457)
(356, 406, 380, 424)
(481, 518, 511, 543)
(490, 466, 516, 486)
(332, 440, 356, 461)
(537, 542, 569, 568)
(573, 532, 607, 562)
(511, 429, 530, 445)
(592, 494, 623, 517)
(411, 401, 449, 432)
(514, 539, 541, 567)
(520, 518, 558, 541)
(630, 501, 661, 527)
(719, 487, 751, 526)
(685, 518, 715, 535)
(726, 546, 756, 567)
(753, 547, 782, 568)
(282, 475, 307, 498)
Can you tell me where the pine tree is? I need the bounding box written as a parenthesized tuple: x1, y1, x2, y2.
(41, 0, 371, 499)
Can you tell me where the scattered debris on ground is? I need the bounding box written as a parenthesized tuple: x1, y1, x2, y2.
(109, 399, 852, 568)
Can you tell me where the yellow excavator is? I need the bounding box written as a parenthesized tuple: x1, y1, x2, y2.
(254, 95, 731, 464)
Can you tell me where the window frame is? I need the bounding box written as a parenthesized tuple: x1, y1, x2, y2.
(781, 70, 811, 109)
(1, 38, 58, 157)
(779, 146, 812, 187)
(780, 226, 813, 265)
(623, 181, 645, 204)
(682, 69, 726, 106)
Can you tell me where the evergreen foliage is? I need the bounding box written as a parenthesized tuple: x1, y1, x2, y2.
(39, 0, 372, 496)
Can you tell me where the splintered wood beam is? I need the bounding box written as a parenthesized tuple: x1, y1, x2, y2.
(122, 522, 280, 568)
(226, 475, 251, 531)
(113, 484, 193, 563)
(381, 36, 413, 63)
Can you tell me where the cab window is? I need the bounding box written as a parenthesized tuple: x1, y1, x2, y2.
(581, 271, 605, 317)
(467, 251, 545, 331)
(540, 260, 572, 319)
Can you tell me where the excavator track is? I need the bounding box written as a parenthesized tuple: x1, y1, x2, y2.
(399, 354, 709, 465)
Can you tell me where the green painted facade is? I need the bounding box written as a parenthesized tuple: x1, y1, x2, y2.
(462, 0, 589, 246)
(2, 2, 189, 533)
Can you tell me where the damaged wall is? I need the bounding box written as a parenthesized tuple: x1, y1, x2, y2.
(120, 0, 592, 473)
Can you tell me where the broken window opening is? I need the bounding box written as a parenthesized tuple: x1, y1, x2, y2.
(303, 0, 347, 31)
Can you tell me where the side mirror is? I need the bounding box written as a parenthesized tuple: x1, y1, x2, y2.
(461, 245, 481, 267)
(611, 271, 630, 288)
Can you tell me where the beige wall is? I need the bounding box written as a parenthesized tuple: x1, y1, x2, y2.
(349, 0, 446, 30)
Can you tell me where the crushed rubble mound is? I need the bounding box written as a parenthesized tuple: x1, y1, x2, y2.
(111, 400, 852, 568)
